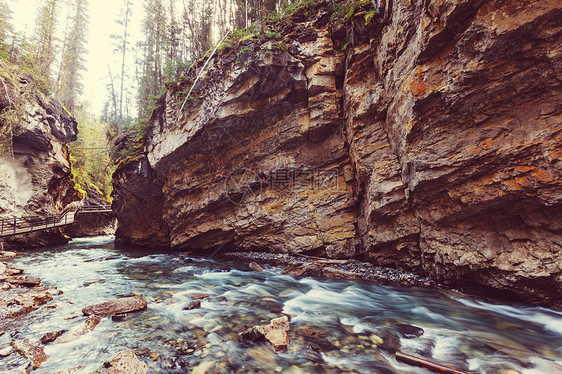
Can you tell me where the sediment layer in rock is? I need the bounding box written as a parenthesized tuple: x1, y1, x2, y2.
(113, 1, 562, 308)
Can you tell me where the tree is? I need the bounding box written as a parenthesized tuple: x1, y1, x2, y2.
(58, 0, 88, 113)
(117, 0, 132, 123)
(0, 0, 13, 51)
(137, 0, 167, 118)
(33, 0, 59, 85)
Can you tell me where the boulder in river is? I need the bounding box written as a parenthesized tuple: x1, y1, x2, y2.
(54, 317, 101, 344)
(90, 350, 147, 374)
(239, 316, 290, 352)
(11, 339, 49, 368)
(40, 330, 67, 344)
(394, 324, 424, 339)
(183, 300, 201, 310)
(82, 296, 147, 317)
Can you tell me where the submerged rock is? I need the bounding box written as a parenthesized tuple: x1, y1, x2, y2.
(40, 329, 67, 344)
(82, 296, 147, 317)
(54, 317, 101, 344)
(239, 316, 290, 352)
(90, 351, 147, 374)
(183, 300, 201, 310)
(11, 339, 49, 368)
(394, 324, 424, 339)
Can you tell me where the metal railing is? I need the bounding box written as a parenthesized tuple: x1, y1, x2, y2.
(0, 205, 113, 237)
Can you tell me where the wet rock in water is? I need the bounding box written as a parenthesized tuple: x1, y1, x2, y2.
(378, 331, 401, 353)
(82, 296, 147, 317)
(250, 262, 265, 271)
(296, 328, 330, 339)
(300, 344, 324, 364)
(11, 339, 49, 368)
(0, 345, 13, 357)
(296, 328, 335, 351)
(83, 255, 120, 263)
(394, 324, 424, 339)
(54, 317, 101, 344)
(191, 360, 216, 374)
(190, 294, 210, 300)
(83, 280, 105, 287)
(40, 330, 67, 344)
(5, 266, 23, 276)
(239, 316, 290, 353)
(111, 313, 136, 322)
(54, 366, 84, 373)
(0, 262, 6, 274)
(281, 263, 322, 277)
(0, 288, 53, 319)
(90, 350, 147, 374)
(183, 300, 201, 310)
(0, 251, 17, 259)
(7, 276, 41, 287)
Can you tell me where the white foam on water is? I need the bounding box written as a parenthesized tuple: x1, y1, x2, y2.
(195, 270, 234, 279)
(432, 334, 460, 361)
(411, 306, 451, 322)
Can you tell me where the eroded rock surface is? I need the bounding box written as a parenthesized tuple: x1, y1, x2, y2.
(0, 59, 82, 249)
(82, 296, 148, 317)
(113, 1, 562, 308)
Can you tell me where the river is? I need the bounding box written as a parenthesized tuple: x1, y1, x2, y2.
(1, 236, 561, 373)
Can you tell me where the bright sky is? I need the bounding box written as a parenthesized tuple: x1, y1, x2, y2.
(6, 0, 145, 116)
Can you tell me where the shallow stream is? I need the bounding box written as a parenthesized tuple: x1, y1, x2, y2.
(1, 236, 561, 373)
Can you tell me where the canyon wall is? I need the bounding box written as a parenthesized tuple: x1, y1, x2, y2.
(113, 0, 562, 308)
(0, 64, 82, 248)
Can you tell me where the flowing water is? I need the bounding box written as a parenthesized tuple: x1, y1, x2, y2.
(1, 236, 561, 373)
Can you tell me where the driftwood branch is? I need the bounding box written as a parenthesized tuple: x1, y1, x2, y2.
(396, 351, 474, 374)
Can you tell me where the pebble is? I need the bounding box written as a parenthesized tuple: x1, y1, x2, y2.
(369, 334, 384, 345)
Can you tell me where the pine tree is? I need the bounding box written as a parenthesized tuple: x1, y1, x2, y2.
(0, 0, 13, 52)
(58, 0, 88, 113)
(137, 0, 167, 118)
(117, 0, 132, 123)
(33, 0, 59, 85)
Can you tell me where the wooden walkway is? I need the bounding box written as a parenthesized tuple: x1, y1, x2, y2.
(0, 205, 113, 238)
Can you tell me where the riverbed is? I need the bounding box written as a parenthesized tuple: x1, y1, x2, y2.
(1, 236, 561, 373)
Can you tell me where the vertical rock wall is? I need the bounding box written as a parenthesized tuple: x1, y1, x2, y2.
(113, 0, 562, 307)
(0, 65, 81, 248)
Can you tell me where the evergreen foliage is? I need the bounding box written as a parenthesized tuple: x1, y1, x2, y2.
(58, 0, 88, 113)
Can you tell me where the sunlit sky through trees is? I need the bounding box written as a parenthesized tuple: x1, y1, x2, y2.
(7, 0, 146, 115)
(5, 0, 235, 116)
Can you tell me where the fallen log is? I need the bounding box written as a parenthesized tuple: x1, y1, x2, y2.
(395, 351, 474, 374)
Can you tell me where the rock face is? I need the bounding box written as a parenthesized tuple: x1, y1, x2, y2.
(113, 1, 562, 308)
(0, 60, 82, 249)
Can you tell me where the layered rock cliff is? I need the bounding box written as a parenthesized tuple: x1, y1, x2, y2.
(113, 0, 562, 308)
(0, 61, 82, 248)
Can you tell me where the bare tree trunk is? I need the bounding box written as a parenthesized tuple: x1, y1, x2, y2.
(119, 0, 131, 123)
